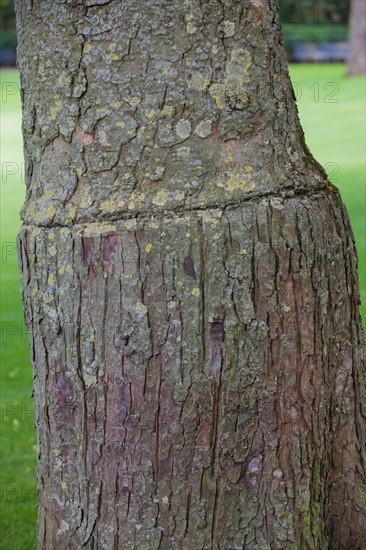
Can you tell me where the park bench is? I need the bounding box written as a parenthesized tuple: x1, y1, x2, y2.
(292, 42, 349, 62)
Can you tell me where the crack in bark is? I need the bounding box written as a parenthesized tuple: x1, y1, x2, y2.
(21, 184, 334, 231)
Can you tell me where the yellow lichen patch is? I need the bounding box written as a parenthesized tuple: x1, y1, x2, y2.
(186, 22, 197, 34)
(100, 199, 117, 213)
(152, 190, 168, 206)
(53, 448, 61, 456)
(97, 129, 109, 146)
(66, 205, 77, 221)
(80, 195, 94, 209)
(128, 192, 145, 210)
(148, 220, 159, 229)
(162, 105, 175, 117)
(124, 219, 137, 230)
(209, 48, 251, 110)
(228, 48, 251, 74)
(43, 189, 53, 200)
(129, 96, 141, 107)
(48, 232, 55, 240)
(84, 43, 92, 54)
(194, 120, 212, 138)
(226, 173, 248, 191)
(81, 222, 118, 237)
(223, 20, 236, 37)
(145, 243, 152, 253)
(208, 84, 225, 110)
(58, 73, 71, 88)
(61, 482, 68, 490)
(49, 100, 63, 121)
(202, 210, 222, 224)
(38, 61, 45, 75)
(83, 373, 96, 388)
(175, 192, 185, 202)
(49, 246, 57, 257)
(187, 72, 211, 92)
(135, 302, 148, 315)
(192, 288, 200, 298)
(45, 204, 56, 220)
(145, 110, 157, 120)
(95, 107, 110, 120)
(47, 274, 55, 286)
(108, 43, 120, 61)
(25, 202, 36, 219)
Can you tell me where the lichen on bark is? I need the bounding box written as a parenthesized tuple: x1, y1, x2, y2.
(15, 0, 366, 548)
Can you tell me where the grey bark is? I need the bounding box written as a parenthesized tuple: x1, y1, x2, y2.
(15, 0, 366, 548)
(348, 0, 366, 76)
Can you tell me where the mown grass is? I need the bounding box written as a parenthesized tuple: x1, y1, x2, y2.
(0, 69, 37, 550)
(0, 64, 364, 549)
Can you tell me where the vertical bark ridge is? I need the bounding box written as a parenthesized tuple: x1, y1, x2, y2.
(18, 189, 366, 549)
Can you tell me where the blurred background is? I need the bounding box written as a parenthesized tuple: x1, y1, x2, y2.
(0, 1, 365, 548)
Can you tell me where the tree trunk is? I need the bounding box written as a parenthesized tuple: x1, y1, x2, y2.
(348, 0, 366, 75)
(15, 0, 366, 548)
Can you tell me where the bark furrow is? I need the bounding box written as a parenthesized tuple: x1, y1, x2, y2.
(18, 190, 366, 549)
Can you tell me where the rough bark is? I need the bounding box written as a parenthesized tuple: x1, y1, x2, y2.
(15, 0, 366, 548)
(348, 0, 366, 76)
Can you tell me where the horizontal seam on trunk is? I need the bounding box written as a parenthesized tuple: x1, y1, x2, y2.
(20, 183, 337, 229)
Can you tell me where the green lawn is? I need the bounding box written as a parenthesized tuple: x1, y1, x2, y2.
(0, 65, 365, 549)
(0, 69, 37, 550)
